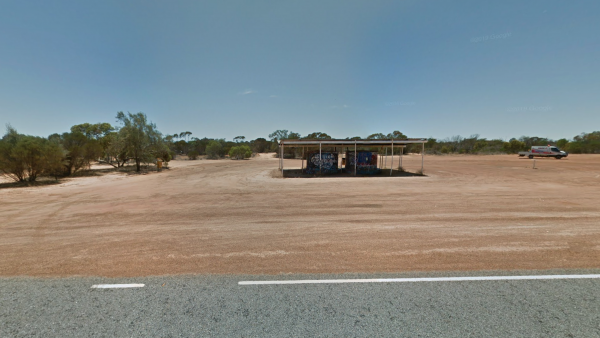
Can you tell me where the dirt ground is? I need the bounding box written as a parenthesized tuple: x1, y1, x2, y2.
(1, 154, 600, 277)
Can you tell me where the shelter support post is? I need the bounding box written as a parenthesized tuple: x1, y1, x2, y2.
(421, 143, 424, 173)
(354, 142, 357, 176)
(390, 140, 394, 176)
(400, 147, 403, 170)
(319, 142, 322, 174)
(281, 144, 284, 172)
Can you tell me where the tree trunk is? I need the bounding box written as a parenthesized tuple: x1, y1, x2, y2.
(136, 159, 141, 172)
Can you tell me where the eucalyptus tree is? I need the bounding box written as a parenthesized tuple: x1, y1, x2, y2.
(0, 126, 63, 182)
(0, 125, 26, 181)
(303, 132, 331, 139)
(56, 131, 103, 175)
(115, 111, 168, 172)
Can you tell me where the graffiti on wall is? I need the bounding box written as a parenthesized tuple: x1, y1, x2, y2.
(305, 152, 338, 174)
(345, 151, 380, 174)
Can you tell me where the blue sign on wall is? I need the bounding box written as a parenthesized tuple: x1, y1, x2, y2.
(346, 151, 380, 174)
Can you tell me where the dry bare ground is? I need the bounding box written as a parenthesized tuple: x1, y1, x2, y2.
(1, 154, 599, 277)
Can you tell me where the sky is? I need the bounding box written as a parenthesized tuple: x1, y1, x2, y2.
(1, 0, 599, 141)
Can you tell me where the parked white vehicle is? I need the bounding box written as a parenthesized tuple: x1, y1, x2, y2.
(518, 146, 568, 159)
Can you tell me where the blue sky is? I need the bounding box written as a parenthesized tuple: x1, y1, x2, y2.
(1, 0, 599, 141)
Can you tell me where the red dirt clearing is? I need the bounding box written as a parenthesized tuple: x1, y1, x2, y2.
(1, 154, 599, 277)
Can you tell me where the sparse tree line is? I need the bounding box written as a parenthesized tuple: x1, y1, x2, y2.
(267, 130, 600, 157)
(2, 111, 599, 183)
(0, 112, 170, 182)
(425, 133, 600, 155)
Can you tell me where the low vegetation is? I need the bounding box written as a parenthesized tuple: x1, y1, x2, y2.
(229, 145, 252, 160)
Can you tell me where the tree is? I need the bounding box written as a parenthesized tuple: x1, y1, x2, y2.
(116, 111, 168, 172)
(519, 136, 553, 148)
(0, 125, 27, 181)
(250, 137, 270, 153)
(102, 131, 129, 168)
(556, 138, 569, 149)
(206, 140, 224, 159)
(14, 136, 64, 181)
(70, 123, 113, 140)
(269, 130, 300, 155)
(234, 136, 246, 143)
(59, 131, 103, 175)
(425, 138, 437, 148)
(0, 126, 64, 182)
(268, 130, 289, 141)
(160, 151, 172, 164)
(367, 133, 386, 139)
(304, 132, 331, 139)
(69, 123, 114, 165)
(502, 139, 527, 154)
(387, 131, 408, 139)
(44, 140, 66, 179)
(229, 145, 252, 159)
(174, 140, 188, 154)
(187, 137, 211, 156)
(570, 131, 600, 153)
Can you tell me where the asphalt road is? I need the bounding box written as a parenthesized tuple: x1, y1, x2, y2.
(2, 270, 600, 337)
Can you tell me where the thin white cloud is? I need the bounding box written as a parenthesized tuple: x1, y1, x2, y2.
(239, 89, 255, 95)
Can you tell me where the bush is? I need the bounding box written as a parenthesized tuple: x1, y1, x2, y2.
(159, 150, 172, 164)
(187, 150, 199, 160)
(0, 127, 64, 182)
(229, 145, 252, 160)
(206, 140, 223, 159)
(502, 139, 526, 154)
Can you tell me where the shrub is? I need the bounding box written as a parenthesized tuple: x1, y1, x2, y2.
(229, 145, 252, 160)
(187, 150, 199, 160)
(0, 127, 64, 182)
(206, 140, 223, 159)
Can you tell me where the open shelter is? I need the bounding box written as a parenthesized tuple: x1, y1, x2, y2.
(278, 139, 427, 176)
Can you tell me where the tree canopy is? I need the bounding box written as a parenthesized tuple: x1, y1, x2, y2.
(115, 112, 168, 171)
(0, 126, 64, 182)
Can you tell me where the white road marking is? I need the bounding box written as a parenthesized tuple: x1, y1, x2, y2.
(239, 274, 600, 285)
(91, 284, 145, 289)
